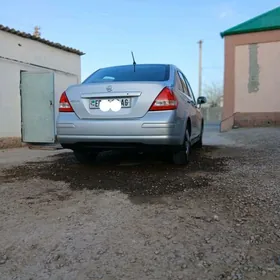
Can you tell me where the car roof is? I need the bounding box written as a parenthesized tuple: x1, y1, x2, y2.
(99, 63, 171, 69)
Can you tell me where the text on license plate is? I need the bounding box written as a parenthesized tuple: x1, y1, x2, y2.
(90, 98, 131, 109)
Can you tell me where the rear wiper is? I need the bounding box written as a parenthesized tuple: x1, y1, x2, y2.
(131, 51, 136, 72)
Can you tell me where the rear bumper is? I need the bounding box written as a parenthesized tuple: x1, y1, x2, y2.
(56, 111, 182, 146)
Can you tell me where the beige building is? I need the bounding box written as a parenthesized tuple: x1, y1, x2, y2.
(0, 25, 84, 148)
(220, 7, 280, 132)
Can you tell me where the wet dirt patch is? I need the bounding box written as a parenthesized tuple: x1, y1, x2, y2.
(2, 146, 230, 199)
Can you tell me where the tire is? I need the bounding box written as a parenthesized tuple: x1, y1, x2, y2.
(172, 127, 191, 165)
(73, 150, 98, 164)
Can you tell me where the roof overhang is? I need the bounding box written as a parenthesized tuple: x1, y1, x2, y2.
(0, 24, 85, 56)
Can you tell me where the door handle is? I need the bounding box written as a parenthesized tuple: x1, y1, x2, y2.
(49, 100, 53, 106)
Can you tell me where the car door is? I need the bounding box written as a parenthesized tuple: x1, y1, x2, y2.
(177, 71, 198, 139)
(184, 76, 203, 136)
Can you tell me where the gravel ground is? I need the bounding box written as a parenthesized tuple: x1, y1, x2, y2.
(0, 127, 280, 280)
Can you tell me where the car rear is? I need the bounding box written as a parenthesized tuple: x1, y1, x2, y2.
(56, 64, 183, 152)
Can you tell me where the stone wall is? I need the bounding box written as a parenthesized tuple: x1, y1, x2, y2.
(234, 112, 280, 128)
(201, 107, 222, 125)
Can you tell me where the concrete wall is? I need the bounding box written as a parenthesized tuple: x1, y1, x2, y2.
(235, 41, 280, 113)
(0, 30, 81, 144)
(201, 107, 222, 125)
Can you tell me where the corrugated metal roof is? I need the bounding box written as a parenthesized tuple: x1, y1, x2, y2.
(0, 24, 85, 55)
(221, 6, 280, 38)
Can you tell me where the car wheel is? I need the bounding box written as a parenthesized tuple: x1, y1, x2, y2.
(172, 127, 191, 165)
(73, 150, 98, 164)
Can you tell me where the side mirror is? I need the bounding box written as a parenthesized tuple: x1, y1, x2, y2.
(197, 96, 207, 105)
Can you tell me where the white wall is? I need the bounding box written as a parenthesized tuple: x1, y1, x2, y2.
(0, 30, 81, 138)
(0, 31, 81, 77)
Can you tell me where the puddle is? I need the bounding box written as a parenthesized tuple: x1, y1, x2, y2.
(2, 146, 229, 199)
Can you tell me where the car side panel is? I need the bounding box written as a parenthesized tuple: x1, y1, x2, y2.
(184, 75, 203, 137)
(171, 66, 197, 142)
(195, 108, 203, 134)
(186, 97, 200, 138)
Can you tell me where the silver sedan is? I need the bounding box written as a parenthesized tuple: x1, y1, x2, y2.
(56, 64, 206, 165)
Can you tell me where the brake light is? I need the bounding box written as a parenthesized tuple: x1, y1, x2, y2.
(59, 91, 74, 112)
(149, 87, 178, 111)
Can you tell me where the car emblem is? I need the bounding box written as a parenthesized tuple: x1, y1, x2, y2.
(106, 85, 112, 92)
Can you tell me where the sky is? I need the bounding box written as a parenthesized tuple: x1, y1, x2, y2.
(1, 0, 279, 97)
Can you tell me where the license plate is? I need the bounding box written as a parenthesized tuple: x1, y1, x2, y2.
(89, 98, 131, 109)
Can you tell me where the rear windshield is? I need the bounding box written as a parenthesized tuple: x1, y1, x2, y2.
(83, 64, 170, 83)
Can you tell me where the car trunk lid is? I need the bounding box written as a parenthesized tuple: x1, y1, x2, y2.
(65, 82, 167, 119)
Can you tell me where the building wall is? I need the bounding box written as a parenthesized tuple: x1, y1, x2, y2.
(235, 41, 280, 113)
(221, 30, 280, 131)
(0, 30, 81, 146)
(220, 34, 236, 131)
(0, 31, 81, 77)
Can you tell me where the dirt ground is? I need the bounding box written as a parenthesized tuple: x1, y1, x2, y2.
(0, 127, 280, 280)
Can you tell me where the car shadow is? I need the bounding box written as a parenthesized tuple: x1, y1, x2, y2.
(2, 146, 230, 202)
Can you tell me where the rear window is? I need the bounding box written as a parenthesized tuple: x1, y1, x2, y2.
(83, 64, 170, 83)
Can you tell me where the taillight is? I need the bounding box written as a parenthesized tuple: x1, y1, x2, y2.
(59, 91, 74, 112)
(149, 87, 178, 111)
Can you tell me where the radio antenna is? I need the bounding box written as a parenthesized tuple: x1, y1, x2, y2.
(131, 51, 136, 72)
